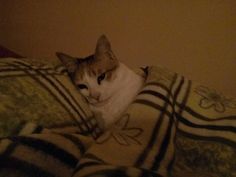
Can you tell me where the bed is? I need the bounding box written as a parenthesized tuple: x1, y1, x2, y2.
(0, 46, 235, 177)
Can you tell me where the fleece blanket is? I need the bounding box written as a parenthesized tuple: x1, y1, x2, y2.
(0, 65, 235, 177)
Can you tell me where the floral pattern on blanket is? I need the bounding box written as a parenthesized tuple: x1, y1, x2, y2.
(96, 114, 143, 146)
(195, 86, 236, 113)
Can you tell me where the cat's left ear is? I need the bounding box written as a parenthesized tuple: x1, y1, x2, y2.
(56, 52, 78, 73)
(95, 35, 112, 56)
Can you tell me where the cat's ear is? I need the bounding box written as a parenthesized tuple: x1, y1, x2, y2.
(95, 35, 112, 56)
(56, 52, 78, 73)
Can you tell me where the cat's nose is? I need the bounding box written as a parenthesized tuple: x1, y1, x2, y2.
(90, 91, 101, 101)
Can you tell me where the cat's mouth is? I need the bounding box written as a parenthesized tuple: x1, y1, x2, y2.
(89, 97, 111, 107)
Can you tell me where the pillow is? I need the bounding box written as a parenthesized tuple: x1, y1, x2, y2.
(0, 58, 101, 138)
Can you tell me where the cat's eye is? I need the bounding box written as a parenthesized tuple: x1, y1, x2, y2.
(97, 73, 106, 85)
(77, 84, 88, 90)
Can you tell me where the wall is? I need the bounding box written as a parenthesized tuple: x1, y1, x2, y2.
(0, 0, 236, 96)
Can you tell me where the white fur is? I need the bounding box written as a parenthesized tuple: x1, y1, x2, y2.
(78, 62, 144, 129)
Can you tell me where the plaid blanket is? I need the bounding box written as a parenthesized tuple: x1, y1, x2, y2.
(0, 59, 235, 177)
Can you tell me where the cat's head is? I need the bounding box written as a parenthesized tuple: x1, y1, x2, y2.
(56, 35, 120, 105)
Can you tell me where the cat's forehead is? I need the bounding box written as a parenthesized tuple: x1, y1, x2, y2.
(74, 60, 105, 79)
(73, 54, 119, 83)
(74, 69, 94, 85)
(74, 66, 96, 83)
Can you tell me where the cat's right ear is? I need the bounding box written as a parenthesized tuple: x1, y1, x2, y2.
(56, 52, 78, 73)
(95, 35, 112, 56)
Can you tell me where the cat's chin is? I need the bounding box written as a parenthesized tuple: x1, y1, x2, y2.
(89, 97, 111, 107)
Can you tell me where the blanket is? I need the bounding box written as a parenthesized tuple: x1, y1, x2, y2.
(0, 60, 235, 177)
(72, 66, 236, 177)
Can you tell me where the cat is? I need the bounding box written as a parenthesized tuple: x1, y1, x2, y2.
(56, 35, 144, 130)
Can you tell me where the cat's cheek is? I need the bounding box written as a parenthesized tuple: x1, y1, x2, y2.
(80, 90, 89, 98)
(80, 91, 90, 102)
(99, 85, 110, 100)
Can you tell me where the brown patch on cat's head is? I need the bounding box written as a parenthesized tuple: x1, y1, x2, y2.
(56, 35, 119, 83)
